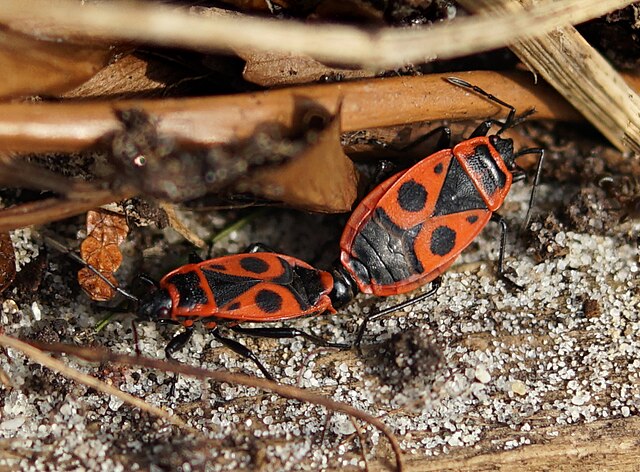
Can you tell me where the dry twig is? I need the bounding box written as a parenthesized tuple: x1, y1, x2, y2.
(0, 0, 634, 68)
(8, 336, 405, 472)
(0, 71, 582, 154)
(0, 335, 193, 432)
(458, 0, 640, 153)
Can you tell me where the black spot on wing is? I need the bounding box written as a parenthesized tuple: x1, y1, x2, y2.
(227, 302, 241, 310)
(433, 158, 487, 217)
(240, 256, 269, 274)
(430, 226, 456, 256)
(467, 215, 479, 223)
(397, 180, 427, 212)
(434, 163, 444, 174)
(167, 271, 208, 309)
(255, 289, 283, 313)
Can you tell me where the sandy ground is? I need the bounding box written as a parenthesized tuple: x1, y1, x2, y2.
(0, 178, 638, 471)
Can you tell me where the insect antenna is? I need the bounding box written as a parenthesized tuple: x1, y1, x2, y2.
(447, 77, 535, 134)
(513, 147, 545, 230)
(42, 234, 140, 305)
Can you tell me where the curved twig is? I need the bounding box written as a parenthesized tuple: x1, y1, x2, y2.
(2, 335, 404, 472)
(0, 0, 634, 68)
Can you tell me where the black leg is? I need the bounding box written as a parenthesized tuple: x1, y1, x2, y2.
(512, 169, 526, 183)
(188, 252, 204, 264)
(211, 328, 275, 381)
(491, 214, 523, 291)
(164, 326, 194, 397)
(231, 326, 350, 349)
(165, 326, 195, 361)
(354, 277, 442, 347)
(131, 320, 141, 357)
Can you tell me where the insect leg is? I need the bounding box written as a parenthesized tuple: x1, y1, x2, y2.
(164, 326, 195, 361)
(231, 326, 349, 349)
(188, 252, 204, 264)
(164, 326, 194, 396)
(491, 214, 523, 290)
(211, 328, 275, 381)
(354, 277, 442, 347)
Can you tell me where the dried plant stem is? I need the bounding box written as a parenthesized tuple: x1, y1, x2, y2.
(0, 334, 193, 432)
(458, 0, 640, 153)
(15, 337, 405, 472)
(0, 189, 134, 233)
(158, 202, 207, 248)
(0, 0, 635, 69)
(0, 71, 583, 154)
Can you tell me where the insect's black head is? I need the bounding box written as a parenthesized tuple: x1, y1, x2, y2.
(490, 135, 515, 169)
(137, 289, 173, 322)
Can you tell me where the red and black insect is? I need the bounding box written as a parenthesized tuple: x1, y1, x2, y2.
(332, 77, 545, 343)
(44, 78, 544, 376)
(46, 237, 346, 380)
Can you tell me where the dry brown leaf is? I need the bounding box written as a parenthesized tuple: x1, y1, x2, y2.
(238, 106, 358, 212)
(77, 268, 119, 302)
(63, 52, 209, 100)
(85, 210, 128, 246)
(78, 210, 129, 301)
(0, 232, 16, 293)
(240, 50, 373, 87)
(0, 26, 113, 100)
(63, 53, 168, 100)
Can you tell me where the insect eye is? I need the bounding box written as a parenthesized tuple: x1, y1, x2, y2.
(157, 307, 170, 318)
(133, 154, 147, 167)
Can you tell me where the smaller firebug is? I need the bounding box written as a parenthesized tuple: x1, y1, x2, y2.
(45, 237, 347, 381)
